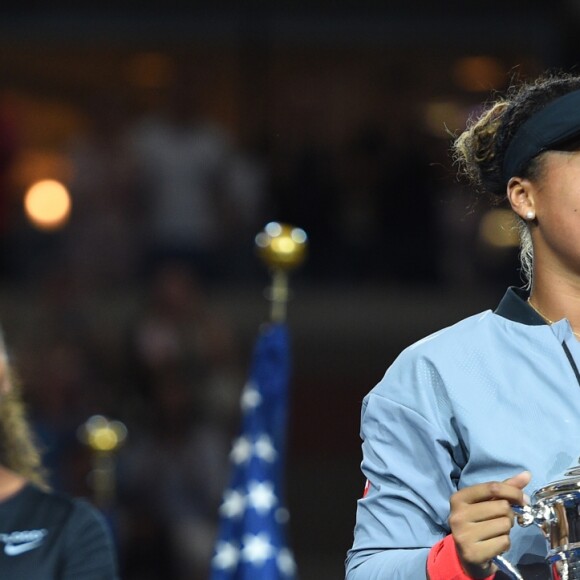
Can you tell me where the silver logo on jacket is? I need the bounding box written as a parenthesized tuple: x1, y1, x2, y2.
(0, 529, 48, 556)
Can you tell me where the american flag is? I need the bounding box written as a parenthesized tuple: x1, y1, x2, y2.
(211, 323, 297, 580)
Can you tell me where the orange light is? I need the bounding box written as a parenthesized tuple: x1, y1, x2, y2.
(127, 52, 174, 89)
(453, 56, 505, 92)
(24, 179, 72, 231)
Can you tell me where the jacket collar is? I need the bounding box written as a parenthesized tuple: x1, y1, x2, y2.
(494, 286, 547, 326)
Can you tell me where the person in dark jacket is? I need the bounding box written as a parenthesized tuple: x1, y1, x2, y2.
(0, 333, 118, 579)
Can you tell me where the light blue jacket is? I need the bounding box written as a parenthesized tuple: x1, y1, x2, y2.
(346, 288, 580, 579)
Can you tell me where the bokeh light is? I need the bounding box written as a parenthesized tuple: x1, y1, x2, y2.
(453, 56, 506, 92)
(24, 179, 72, 231)
(479, 208, 520, 248)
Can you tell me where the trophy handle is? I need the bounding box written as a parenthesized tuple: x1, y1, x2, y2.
(492, 554, 525, 580)
(490, 503, 554, 579)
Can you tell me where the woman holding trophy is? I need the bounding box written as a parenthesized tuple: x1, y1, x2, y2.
(347, 73, 580, 580)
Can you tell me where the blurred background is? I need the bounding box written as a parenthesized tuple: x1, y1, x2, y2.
(0, 1, 577, 578)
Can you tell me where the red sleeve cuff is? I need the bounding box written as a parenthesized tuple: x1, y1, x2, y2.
(427, 535, 495, 580)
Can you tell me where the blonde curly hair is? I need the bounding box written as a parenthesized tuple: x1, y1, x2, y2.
(0, 341, 47, 489)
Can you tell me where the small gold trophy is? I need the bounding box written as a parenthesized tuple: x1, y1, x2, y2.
(255, 222, 308, 322)
(78, 415, 127, 508)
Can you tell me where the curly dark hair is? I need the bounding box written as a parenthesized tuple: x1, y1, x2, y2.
(453, 71, 580, 287)
(454, 72, 580, 199)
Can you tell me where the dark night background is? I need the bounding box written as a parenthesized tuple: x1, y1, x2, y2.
(0, 2, 578, 578)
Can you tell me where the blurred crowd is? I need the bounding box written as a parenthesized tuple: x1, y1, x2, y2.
(0, 68, 516, 579)
(0, 69, 506, 293)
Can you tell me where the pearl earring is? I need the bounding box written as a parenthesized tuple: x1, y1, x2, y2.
(525, 211, 535, 220)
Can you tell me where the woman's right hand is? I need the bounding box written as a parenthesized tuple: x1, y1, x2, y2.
(448, 471, 531, 579)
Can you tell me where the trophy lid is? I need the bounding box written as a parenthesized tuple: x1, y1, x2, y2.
(533, 470, 580, 502)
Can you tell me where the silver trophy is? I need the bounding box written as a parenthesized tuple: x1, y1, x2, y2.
(494, 471, 580, 579)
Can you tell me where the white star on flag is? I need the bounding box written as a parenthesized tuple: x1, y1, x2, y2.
(219, 489, 246, 519)
(241, 533, 275, 565)
(241, 381, 262, 411)
(212, 541, 240, 570)
(247, 480, 277, 515)
(254, 434, 277, 462)
(277, 548, 297, 576)
(230, 436, 253, 465)
(210, 324, 296, 579)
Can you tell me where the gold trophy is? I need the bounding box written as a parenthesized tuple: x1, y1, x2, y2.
(255, 222, 308, 323)
(78, 415, 127, 509)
